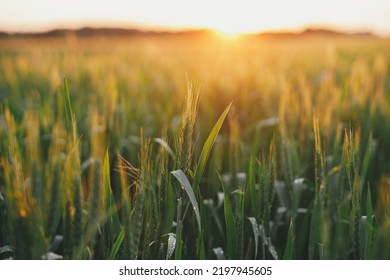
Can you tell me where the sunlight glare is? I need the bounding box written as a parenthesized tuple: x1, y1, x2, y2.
(213, 28, 243, 40)
(206, 16, 260, 39)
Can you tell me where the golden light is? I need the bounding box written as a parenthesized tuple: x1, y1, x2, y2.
(212, 28, 244, 40)
(209, 22, 254, 39)
(199, 11, 263, 39)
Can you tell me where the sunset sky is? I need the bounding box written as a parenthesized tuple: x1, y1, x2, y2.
(0, 0, 389, 36)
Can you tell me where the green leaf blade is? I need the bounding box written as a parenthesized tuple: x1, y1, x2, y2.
(109, 228, 125, 260)
(283, 219, 294, 260)
(218, 172, 237, 259)
(193, 102, 232, 190)
(171, 170, 201, 232)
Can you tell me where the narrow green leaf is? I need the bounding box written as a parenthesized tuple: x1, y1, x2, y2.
(88, 160, 101, 230)
(72, 174, 83, 254)
(63, 202, 73, 258)
(47, 161, 62, 238)
(218, 172, 237, 259)
(237, 183, 246, 259)
(309, 199, 323, 259)
(103, 150, 121, 252)
(109, 227, 125, 260)
(162, 182, 176, 235)
(171, 170, 201, 231)
(193, 102, 232, 190)
(364, 187, 373, 259)
(248, 157, 259, 220)
(197, 201, 206, 259)
(174, 198, 183, 260)
(283, 219, 294, 260)
(103, 150, 119, 224)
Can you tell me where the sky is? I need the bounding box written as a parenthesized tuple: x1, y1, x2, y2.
(0, 0, 389, 36)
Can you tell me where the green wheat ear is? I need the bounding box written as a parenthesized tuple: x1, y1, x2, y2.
(63, 77, 75, 132)
(1, 35, 389, 260)
(177, 80, 200, 174)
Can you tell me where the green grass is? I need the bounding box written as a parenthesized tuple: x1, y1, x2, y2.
(0, 35, 390, 259)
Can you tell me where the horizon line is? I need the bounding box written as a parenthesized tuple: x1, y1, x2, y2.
(0, 23, 386, 38)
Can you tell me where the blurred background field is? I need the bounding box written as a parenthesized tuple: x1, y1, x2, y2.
(0, 32, 390, 259)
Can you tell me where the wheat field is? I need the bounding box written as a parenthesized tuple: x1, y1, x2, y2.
(0, 33, 389, 259)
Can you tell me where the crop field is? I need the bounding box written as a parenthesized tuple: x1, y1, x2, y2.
(0, 33, 389, 259)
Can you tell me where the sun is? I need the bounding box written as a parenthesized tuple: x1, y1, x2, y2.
(213, 28, 243, 39)
(210, 24, 252, 40)
(206, 17, 261, 39)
